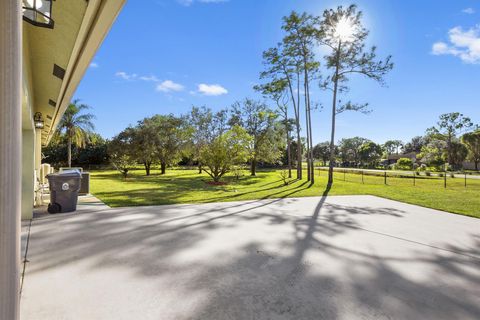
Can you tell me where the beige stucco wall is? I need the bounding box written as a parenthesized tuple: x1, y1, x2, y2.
(21, 29, 36, 220)
(22, 129, 35, 220)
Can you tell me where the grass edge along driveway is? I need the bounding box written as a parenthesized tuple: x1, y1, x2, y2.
(90, 169, 480, 219)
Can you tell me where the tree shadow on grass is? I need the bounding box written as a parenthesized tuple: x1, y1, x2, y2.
(92, 175, 310, 207)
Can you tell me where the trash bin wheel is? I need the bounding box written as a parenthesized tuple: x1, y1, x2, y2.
(48, 202, 62, 214)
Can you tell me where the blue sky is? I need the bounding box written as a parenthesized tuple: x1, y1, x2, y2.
(74, 0, 480, 144)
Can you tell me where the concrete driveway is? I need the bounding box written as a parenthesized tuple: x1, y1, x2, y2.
(21, 195, 480, 320)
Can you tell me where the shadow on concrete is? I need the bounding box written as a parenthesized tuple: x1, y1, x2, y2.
(22, 192, 480, 319)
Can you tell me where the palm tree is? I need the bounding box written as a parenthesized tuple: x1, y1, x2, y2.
(57, 99, 95, 167)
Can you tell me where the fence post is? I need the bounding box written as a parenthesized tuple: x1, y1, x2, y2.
(344, 169, 346, 181)
(384, 171, 387, 185)
(465, 173, 467, 188)
(444, 171, 447, 188)
(413, 171, 415, 186)
(362, 170, 364, 184)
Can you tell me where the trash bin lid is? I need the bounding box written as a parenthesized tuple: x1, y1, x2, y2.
(47, 170, 82, 178)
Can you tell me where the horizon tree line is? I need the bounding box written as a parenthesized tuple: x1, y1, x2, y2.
(46, 105, 480, 177)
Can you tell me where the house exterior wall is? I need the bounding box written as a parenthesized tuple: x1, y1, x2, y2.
(21, 30, 37, 220)
(22, 130, 35, 220)
(462, 161, 478, 171)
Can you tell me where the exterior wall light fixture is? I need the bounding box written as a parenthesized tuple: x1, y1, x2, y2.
(23, 0, 54, 29)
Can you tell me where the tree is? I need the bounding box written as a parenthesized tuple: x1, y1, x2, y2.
(130, 121, 158, 176)
(76, 134, 109, 168)
(358, 141, 383, 167)
(419, 140, 446, 169)
(107, 124, 156, 176)
(255, 78, 293, 178)
(199, 125, 253, 182)
(313, 142, 336, 166)
(318, 5, 393, 185)
(403, 136, 427, 153)
(188, 106, 214, 173)
(427, 112, 473, 165)
(259, 45, 303, 180)
(229, 99, 282, 176)
(383, 140, 403, 155)
(57, 99, 95, 167)
(149, 114, 191, 174)
(449, 141, 468, 170)
(462, 130, 480, 170)
(284, 139, 305, 168)
(108, 133, 136, 179)
(282, 11, 320, 182)
(338, 136, 369, 165)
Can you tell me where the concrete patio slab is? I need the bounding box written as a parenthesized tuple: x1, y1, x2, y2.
(20, 195, 480, 320)
(32, 194, 111, 219)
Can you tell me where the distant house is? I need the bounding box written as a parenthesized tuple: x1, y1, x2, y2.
(383, 152, 418, 166)
(462, 161, 478, 171)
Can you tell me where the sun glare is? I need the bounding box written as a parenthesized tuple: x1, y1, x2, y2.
(334, 17, 355, 42)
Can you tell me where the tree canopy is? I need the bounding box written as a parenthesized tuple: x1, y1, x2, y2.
(57, 99, 95, 167)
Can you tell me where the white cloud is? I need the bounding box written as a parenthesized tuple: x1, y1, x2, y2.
(115, 71, 137, 80)
(115, 72, 161, 82)
(139, 75, 159, 82)
(89, 62, 99, 68)
(432, 25, 480, 63)
(197, 83, 228, 96)
(462, 8, 475, 14)
(156, 80, 185, 92)
(115, 72, 185, 94)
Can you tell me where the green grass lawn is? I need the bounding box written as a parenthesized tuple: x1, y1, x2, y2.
(90, 168, 480, 218)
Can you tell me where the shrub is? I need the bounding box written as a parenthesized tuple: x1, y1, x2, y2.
(396, 158, 413, 170)
(231, 165, 245, 181)
(438, 173, 444, 177)
(279, 170, 289, 186)
(425, 171, 431, 176)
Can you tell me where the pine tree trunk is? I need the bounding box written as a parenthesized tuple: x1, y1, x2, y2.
(296, 72, 302, 180)
(328, 42, 342, 186)
(287, 134, 292, 179)
(251, 158, 256, 176)
(305, 72, 314, 183)
(305, 90, 311, 182)
(283, 65, 301, 180)
(296, 129, 302, 180)
(284, 107, 292, 179)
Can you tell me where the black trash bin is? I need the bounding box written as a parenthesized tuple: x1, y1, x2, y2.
(46, 170, 82, 213)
